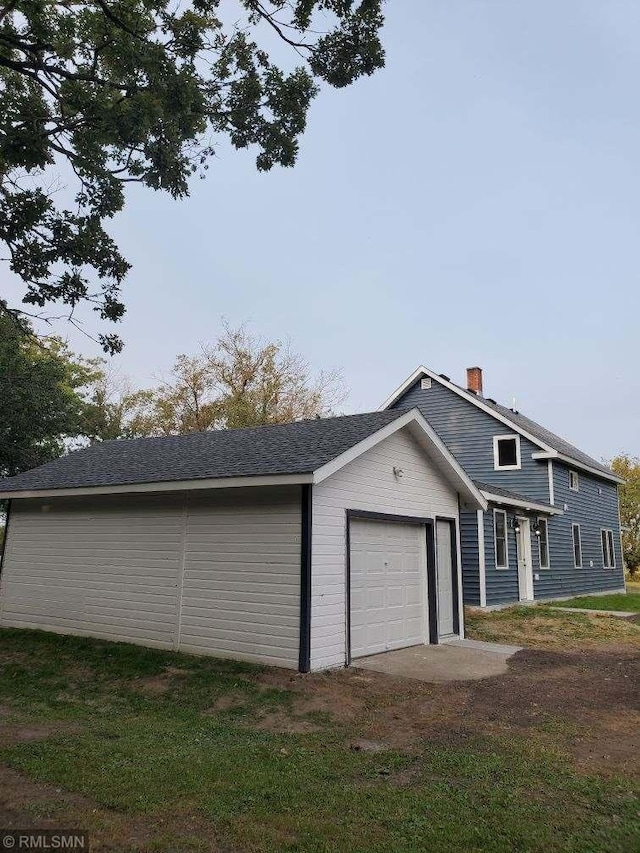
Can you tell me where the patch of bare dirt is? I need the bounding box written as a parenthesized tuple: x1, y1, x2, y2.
(253, 710, 320, 734)
(203, 692, 247, 714)
(130, 665, 196, 697)
(0, 720, 82, 749)
(132, 675, 171, 696)
(254, 647, 640, 776)
(0, 764, 222, 852)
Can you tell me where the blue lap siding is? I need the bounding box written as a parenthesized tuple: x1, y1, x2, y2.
(392, 380, 549, 501)
(459, 510, 481, 605)
(535, 462, 624, 599)
(483, 507, 520, 605)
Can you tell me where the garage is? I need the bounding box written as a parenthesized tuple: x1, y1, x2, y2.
(0, 408, 485, 672)
(349, 516, 429, 658)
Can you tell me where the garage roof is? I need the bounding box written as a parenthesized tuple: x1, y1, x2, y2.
(0, 411, 405, 494)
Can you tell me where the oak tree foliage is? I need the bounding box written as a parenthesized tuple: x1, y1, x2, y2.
(0, 1, 385, 351)
(113, 322, 345, 435)
(0, 312, 92, 476)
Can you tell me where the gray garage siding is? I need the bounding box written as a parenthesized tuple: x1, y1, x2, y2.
(0, 487, 302, 667)
(178, 488, 301, 666)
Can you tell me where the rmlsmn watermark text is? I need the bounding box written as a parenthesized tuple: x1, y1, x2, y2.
(1, 832, 88, 850)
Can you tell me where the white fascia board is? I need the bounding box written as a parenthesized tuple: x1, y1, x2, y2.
(379, 365, 555, 453)
(480, 490, 563, 516)
(0, 473, 313, 500)
(313, 408, 487, 511)
(533, 450, 624, 485)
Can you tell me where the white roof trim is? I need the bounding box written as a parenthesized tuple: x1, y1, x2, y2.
(379, 365, 555, 452)
(380, 366, 623, 485)
(313, 408, 487, 511)
(0, 473, 313, 500)
(532, 451, 623, 485)
(480, 490, 563, 516)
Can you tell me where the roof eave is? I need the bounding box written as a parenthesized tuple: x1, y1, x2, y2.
(0, 472, 314, 500)
(480, 490, 563, 516)
(532, 451, 624, 485)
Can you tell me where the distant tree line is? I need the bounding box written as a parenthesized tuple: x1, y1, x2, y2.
(610, 455, 640, 578)
(0, 317, 345, 479)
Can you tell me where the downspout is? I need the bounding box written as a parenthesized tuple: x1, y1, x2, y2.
(0, 499, 12, 575)
(298, 484, 312, 673)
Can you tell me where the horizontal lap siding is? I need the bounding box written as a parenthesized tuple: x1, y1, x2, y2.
(0, 494, 184, 647)
(179, 487, 301, 668)
(1, 487, 302, 666)
(484, 508, 519, 605)
(311, 426, 459, 671)
(392, 380, 550, 501)
(459, 511, 480, 605)
(536, 465, 625, 599)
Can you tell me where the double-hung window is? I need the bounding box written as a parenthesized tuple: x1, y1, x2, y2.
(601, 529, 616, 568)
(572, 524, 583, 568)
(537, 518, 550, 569)
(494, 509, 509, 568)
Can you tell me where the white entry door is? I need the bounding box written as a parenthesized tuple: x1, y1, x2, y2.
(516, 517, 534, 601)
(350, 518, 427, 659)
(436, 519, 456, 638)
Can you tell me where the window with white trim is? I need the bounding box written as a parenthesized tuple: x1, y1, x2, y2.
(537, 517, 550, 569)
(569, 470, 579, 492)
(494, 509, 509, 568)
(601, 529, 616, 568)
(493, 435, 521, 471)
(572, 524, 582, 568)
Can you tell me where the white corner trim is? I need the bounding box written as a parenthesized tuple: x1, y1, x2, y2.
(480, 490, 563, 516)
(0, 473, 313, 500)
(378, 365, 555, 452)
(477, 509, 487, 607)
(547, 460, 554, 505)
(492, 434, 522, 471)
(312, 408, 488, 511)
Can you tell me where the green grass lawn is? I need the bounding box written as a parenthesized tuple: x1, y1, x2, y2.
(0, 628, 638, 852)
(466, 602, 640, 651)
(548, 590, 640, 613)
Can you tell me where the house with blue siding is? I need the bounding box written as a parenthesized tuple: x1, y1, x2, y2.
(381, 366, 625, 607)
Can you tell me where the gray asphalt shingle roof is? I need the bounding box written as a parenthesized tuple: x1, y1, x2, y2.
(0, 410, 404, 494)
(456, 385, 615, 478)
(473, 480, 556, 511)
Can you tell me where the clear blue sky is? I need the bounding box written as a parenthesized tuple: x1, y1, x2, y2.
(17, 1, 640, 461)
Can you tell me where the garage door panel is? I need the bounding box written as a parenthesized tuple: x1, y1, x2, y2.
(350, 518, 427, 659)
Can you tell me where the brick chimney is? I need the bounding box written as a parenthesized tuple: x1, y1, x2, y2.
(466, 366, 483, 395)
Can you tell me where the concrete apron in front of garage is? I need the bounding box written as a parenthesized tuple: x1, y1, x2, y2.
(352, 639, 522, 682)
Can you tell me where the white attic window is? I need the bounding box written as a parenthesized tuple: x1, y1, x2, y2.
(420, 377, 432, 390)
(493, 434, 521, 471)
(569, 470, 579, 492)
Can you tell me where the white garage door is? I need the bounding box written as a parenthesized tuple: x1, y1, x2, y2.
(350, 518, 427, 659)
